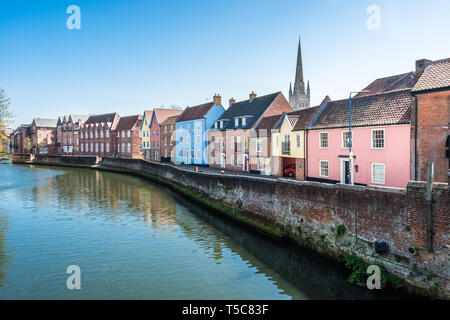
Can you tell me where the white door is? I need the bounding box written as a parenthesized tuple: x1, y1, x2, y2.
(221, 153, 225, 168)
(264, 158, 270, 175)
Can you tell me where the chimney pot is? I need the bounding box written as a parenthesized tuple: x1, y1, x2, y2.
(229, 97, 236, 107)
(249, 91, 257, 100)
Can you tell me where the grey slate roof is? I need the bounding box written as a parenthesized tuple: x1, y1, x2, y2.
(412, 58, 450, 92)
(309, 89, 412, 130)
(33, 118, 58, 128)
(215, 92, 280, 130)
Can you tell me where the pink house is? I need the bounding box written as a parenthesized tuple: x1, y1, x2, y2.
(307, 89, 412, 188)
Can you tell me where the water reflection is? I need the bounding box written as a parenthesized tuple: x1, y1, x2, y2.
(0, 165, 413, 299)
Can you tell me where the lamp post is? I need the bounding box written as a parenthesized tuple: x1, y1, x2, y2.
(348, 90, 369, 185)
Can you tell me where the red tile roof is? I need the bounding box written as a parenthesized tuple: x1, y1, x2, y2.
(153, 108, 183, 125)
(255, 114, 283, 130)
(292, 106, 321, 131)
(412, 58, 450, 92)
(177, 102, 214, 122)
(116, 114, 142, 131)
(309, 89, 412, 130)
(355, 72, 415, 97)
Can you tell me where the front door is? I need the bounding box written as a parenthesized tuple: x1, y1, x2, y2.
(264, 158, 270, 175)
(341, 160, 351, 184)
(243, 154, 249, 172)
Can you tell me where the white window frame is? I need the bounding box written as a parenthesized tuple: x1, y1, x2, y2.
(296, 133, 301, 148)
(319, 160, 329, 177)
(371, 129, 385, 149)
(256, 140, 261, 153)
(342, 130, 350, 149)
(371, 163, 385, 185)
(196, 134, 200, 145)
(234, 118, 239, 127)
(230, 154, 234, 166)
(319, 132, 328, 149)
(242, 117, 246, 126)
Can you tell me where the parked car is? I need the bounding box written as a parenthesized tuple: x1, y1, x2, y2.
(283, 163, 296, 177)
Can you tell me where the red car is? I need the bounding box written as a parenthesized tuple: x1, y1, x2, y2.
(283, 164, 296, 177)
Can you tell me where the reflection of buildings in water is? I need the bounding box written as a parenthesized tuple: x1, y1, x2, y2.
(0, 215, 9, 287)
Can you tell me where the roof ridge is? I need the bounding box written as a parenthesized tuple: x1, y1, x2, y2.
(330, 88, 411, 104)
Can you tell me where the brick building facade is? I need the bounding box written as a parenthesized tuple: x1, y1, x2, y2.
(115, 114, 142, 159)
(79, 113, 120, 157)
(208, 92, 293, 172)
(411, 58, 450, 183)
(160, 115, 178, 162)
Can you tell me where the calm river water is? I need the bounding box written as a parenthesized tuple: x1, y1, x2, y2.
(0, 164, 412, 299)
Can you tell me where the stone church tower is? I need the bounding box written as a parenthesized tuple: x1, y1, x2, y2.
(289, 37, 310, 110)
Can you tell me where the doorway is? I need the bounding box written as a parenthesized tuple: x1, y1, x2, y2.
(243, 154, 249, 172)
(340, 159, 351, 184)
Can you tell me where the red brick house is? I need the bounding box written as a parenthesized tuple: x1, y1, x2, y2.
(160, 115, 179, 163)
(56, 114, 89, 155)
(208, 91, 293, 172)
(30, 118, 58, 154)
(115, 114, 143, 159)
(411, 58, 450, 183)
(79, 113, 120, 156)
(9, 124, 32, 154)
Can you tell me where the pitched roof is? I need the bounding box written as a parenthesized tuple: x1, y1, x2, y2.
(177, 102, 214, 122)
(309, 89, 412, 130)
(85, 113, 118, 124)
(216, 92, 281, 130)
(33, 118, 58, 128)
(153, 108, 183, 124)
(116, 114, 142, 131)
(355, 72, 415, 97)
(412, 58, 450, 92)
(69, 114, 90, 124)
(292, 106, 321, 131)
(255, 114, 283, 130)
(161, 115, 179, 126)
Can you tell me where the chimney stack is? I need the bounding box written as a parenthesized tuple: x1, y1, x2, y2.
(213, 94, 222, 106)
(249, 91, 257, 100)
(415, 59, 432, 82)
(229, 97, 236, 107)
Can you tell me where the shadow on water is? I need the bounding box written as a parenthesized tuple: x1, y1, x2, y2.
(1, 164, 418, 299)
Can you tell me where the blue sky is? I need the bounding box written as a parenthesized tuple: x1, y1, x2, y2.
(1, 0, 449, 127)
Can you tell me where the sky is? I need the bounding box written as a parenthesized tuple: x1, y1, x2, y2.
(1, 0, 449, 127)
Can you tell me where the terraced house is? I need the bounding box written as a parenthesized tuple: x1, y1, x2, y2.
(175, 94, 225, 165)
(410, 58, 450, 184)
(160, 115, 179, 163)
(208, 91, 292, 171)
(79, 113, 120, 156)
(141, 109, 183, 161)
(271, 104, 323, 179)
(30, 118, 58, 154)
(115, 114, 142, 159)
(248, 114, 283, 175)
(56, 114, 89, 155)
(307, 89, 413, 188)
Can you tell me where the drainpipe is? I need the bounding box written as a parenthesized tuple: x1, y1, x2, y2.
(425, 161, 434, 252)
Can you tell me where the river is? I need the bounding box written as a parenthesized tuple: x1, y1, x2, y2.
(0, 164, 412, 299)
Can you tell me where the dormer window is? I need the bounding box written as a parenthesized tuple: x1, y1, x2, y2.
(214, 122, 218, 129)
(242, 117, 246, 126)
(220, 121, 223, 129)
(235, 118, 239, 127)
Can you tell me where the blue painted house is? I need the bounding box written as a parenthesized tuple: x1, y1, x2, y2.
(175, 94, 225, 165)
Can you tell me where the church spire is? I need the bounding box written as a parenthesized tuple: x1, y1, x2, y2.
(289, 36, 310, 110)
(295, 36, 304, 84)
